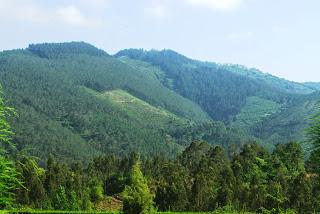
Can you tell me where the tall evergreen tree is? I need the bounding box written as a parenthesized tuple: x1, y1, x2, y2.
(123, 158, 154, 214)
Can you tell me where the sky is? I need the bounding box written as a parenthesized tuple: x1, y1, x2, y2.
(0, 0, 319, 82)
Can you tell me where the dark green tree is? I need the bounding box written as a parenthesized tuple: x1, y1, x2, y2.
(307, 113, 320, 174)
(289, 173, 313, 213)
(15, 155, 46, 208)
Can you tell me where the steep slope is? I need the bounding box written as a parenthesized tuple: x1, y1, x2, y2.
(253, 92, 320, 145)
(1, 42, 318, 163)
(0, 46, 197, 162)
(115, 49, 290, 122)
(232, 96, 283, 130)
(115, 49, 320, 146)
(0, 42, 251, 163)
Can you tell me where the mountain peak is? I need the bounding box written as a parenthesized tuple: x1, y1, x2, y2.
(27, 41, 107, 59)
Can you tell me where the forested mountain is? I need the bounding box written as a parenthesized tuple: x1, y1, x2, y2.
(0, 42, 319, 163)
(222, 64, 318, 94)
(116, 48, 320, 145)
(115, 49, 288, 121)
(0, 42, 252, 163)
(303, 82, 320, 91)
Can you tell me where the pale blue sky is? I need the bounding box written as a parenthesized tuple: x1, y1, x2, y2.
(0, 0, 319, 82)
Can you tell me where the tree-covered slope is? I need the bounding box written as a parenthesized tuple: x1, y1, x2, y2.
(232, 96, 283, 130)
(1, 42, 318, 163)
(222, 64, 317, 94)
(115, 49, 294, 121)
(303, 82, 320, 91)
(253, 92, 320, 145)
(0, 42, 254, 163)
(115, 48, 320, 146)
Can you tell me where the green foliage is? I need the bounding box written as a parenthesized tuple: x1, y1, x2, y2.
(27, 42, 107, 59)
(54, 186, 68, 210)
(307, 111, 320, 151)
(69, 191, 79, 211)
(0, 86, 15, 152)
(0, 156, 22, 209)
(1, 42, 319, 163)
(90, 182, 104, 202)
(306, 106, 320, 173)
(117, 48, 320, 146)
(123, 160, 154, 214)
(253, 93, 320, 145)
(0, 43, 214, 162)
(303, 82, 320, 91)
(3, 141, 318, 213)
(0, 86, 22, 209)
(289, 173, 313, 213)
(2, 43, 320, 213)
(233, 96, 282, 130)
(15, 155, 46, 208)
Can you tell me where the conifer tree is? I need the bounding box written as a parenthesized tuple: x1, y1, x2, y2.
(123, 158, 154, 214)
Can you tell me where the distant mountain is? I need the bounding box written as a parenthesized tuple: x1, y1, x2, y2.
(222, 64, 317, 94)
(303, 82, 320, 91)
(0, 42, 318, 163)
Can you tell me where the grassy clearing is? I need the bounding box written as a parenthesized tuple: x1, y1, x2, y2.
(233, 96, 282, 129)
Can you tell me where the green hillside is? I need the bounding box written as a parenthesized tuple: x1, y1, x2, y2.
(0, 42, 253, 163)
(303, 82, 320, 90)
(222, 64, 316, 94)
(115, 49, 289, 122)
(233, 96, 283, 130)
(253, 92, 320, 145)
(94, 89, 188, 125)
(2, 42, 320, 214)
(116, 48, 320, 146)
(0, 48, 188, 162)
(0, 42, 319, 162)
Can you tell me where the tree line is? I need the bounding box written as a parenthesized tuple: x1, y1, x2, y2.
(1, 86, 320, 214)
(2, 141, 320, 213)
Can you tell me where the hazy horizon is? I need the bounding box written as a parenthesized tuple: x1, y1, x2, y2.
(1, 0, 319, 82)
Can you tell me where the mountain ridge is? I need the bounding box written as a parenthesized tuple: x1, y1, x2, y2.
(0, 42, 318, 163)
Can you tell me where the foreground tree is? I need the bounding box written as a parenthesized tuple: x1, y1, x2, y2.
(0, 86, 22, 208)
(123, 158, 154, 214)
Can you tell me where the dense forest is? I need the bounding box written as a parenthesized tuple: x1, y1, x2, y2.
(1, 87, 320, 213)
(0, 42, 319, 164)
(115, 49, 320, 146)
(1, 42, 320, 213)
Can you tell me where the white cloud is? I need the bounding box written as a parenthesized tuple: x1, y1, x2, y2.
(227, 31, 254, 40)
(0, 0, 49, 23)
(56, 6, 101, 27)
(145, 4, 168, 19)
(187, 0, 243, 11)
(0, 0, 103, 28)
